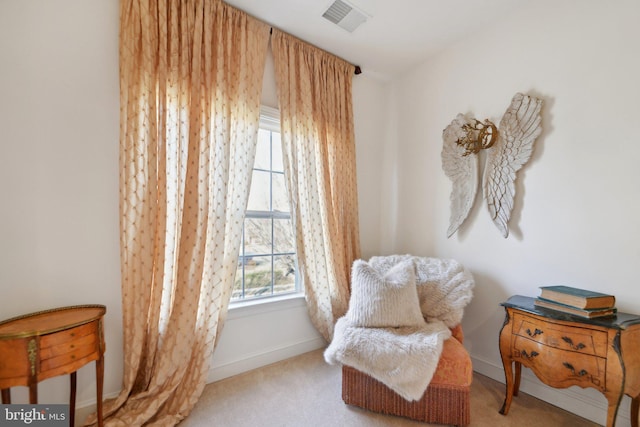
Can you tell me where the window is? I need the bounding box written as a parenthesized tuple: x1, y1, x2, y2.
(232, 107, 299, 301)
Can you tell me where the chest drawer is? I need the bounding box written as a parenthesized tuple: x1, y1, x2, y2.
(513, 312, 608, 357)
(512, 335, 606, 392)
(39, 321, 101, 379)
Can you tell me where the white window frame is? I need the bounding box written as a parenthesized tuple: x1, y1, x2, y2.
(231, 106, 301, 305)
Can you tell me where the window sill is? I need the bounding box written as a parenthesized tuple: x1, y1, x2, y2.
(227, 292, 306, 320)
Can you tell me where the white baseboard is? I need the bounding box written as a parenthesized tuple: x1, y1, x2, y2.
(206, 336, 327, 383)
(74, 390, 120, 427)
(471, 355, 632, 427)
(76, 337, 326, 422)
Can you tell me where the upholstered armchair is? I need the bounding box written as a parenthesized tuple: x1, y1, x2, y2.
(325, 255, 474, 426)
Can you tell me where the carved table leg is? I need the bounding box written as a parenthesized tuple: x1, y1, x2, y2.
(1, 388, 10, 404)
(28, 381, 37, 404)
(96, 355, 104, 427)
(70, 372, 77, 427)
(500, 359, 514, 415)
(499, 310, 515, 415)
(631, 396, 639, 427)
(513, 361, 522, 397)
(605, 394, 622, 427)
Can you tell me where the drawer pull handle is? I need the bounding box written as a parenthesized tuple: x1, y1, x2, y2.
(28, 339, 37, 376)
(563, 362, 587, 377)
(561, 336, 586, 351)
(521, 350, 539, 359)
(526, 328, 543, 337)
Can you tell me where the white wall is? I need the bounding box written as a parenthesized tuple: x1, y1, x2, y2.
(0, 0, 122, 407)
(388, 1, 640, 425)
(353, 75, 395, 259)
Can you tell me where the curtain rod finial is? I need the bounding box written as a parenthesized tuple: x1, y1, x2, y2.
(354, 65, 361, 75)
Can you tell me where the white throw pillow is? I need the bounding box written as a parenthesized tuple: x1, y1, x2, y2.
(346, 258, 425, 328)
(369, 255, 475, 327)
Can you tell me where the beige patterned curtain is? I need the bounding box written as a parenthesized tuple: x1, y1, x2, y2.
(87, 1, 270, 425)
(271, 30, 361, 341)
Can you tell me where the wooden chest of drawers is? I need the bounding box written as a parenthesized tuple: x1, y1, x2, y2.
(499, 295, 640, 427)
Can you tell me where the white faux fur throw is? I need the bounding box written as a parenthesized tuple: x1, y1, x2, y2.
(325, 317, 451, 401)
(324, 255, 474, 401)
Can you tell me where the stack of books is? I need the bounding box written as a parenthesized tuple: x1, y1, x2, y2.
(534, 285, 616, 318)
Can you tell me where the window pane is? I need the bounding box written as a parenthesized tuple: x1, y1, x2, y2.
(247, 170, 270, 211)
(233, 262, 244, 299)
(244, 218, 272, 255)
(272, 132, 283, 172)
(254, 129, 271, 170)
(232, 113, 299, 302)
(272, 173, 288, 212)
(274, 255, 296, 294)
(244, 256, 272, 298)
(273, 218, 294, 254)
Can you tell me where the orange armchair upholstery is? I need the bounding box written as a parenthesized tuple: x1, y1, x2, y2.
(341, 324, 472, 426)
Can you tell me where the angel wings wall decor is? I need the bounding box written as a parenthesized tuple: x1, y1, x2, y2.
(442, 93, 543, 238)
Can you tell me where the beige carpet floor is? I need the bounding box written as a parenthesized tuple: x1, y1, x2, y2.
(179, 349, 598, 427)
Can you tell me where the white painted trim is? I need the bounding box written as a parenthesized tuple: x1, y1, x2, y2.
(228, 293, 306, 319)
(76, 389, 120, 415)
(77, 296, 315, 409)
(207, 336, 326, 383)
(211, 293, 326, 383)
(259, 105, 280, 132)
(471, 355, 632, 427)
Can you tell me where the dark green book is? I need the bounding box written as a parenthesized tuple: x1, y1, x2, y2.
(539, 286, 615, 310)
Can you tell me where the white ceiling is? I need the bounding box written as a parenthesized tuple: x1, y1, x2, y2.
(225, 0, 531, 80)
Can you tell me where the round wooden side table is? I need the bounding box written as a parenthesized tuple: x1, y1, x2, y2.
(0, 305, 106, 427)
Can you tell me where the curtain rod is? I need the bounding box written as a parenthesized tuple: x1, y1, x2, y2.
(269, 27, 362, 75)
(222, 1, 362, 75)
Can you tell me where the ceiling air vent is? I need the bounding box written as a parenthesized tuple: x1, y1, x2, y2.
(322, 0, 368, 33)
